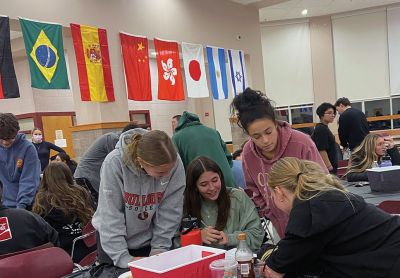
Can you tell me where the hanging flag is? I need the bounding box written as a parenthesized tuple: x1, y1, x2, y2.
(70, 23, 114, 102)
(120, 33, 151, 101)
(182, 42, 209, 98)
(228, 49, 246, 96)
(0, 17, 19, 99)
(206, 46, 228, 100)
(19, 18, 69, 90)
(154, 38, 184, 101)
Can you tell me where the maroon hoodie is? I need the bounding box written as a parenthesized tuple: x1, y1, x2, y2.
(242, 121, 327, 238)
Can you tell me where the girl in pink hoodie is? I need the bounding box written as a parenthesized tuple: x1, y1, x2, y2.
(230, 88, 327, 238)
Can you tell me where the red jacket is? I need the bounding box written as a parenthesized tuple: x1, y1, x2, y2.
(242, 121, 327, 238)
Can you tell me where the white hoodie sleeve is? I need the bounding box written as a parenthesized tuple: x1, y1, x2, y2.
(92, 153, 132, 268)
(150, 157, 186, 255)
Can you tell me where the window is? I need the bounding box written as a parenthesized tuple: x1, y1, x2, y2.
(291, 105, 314, 136)
(392, 97, 400, 128)
(291, 106, 313, 124)
(365, 98, 391, 130)
(351, 102, 362, 111)
(275, 107, 289, 122)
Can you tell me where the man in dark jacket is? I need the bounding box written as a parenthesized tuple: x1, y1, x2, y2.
(335, 97, 369, 151)
(0, 200, 59, 255)
(0, 113, 41, 209)
(172, 111, 236, 187)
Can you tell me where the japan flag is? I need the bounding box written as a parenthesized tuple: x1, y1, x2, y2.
(182, 42, 209, 98)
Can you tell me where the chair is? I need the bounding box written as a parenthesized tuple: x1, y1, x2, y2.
(336, 160, 349, 179)
(0, 247, 73, 278)
(71, 221, 97, 268)
(0, 242, 53, 260)
(377, 200, 400, 214)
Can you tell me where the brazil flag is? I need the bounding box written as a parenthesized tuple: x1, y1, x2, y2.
(19, 18, 69, 89)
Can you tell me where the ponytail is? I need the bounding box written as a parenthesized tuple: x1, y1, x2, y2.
(127, 133, 143, 167)
(269, 157, 346, 201)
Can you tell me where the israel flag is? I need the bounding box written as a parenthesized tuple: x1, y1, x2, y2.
(228, 49, 246, 96)
(206, 46, 228, 100)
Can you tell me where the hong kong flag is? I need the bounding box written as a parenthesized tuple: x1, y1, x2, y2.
(154, 38, 185, 101)
(0, 217, 12, 242)
(182, 42, 209, 98)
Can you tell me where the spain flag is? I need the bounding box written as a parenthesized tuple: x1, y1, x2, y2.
(70, 24, 114, 102)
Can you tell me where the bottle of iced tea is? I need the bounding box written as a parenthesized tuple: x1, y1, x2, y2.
(235, 232, 254, 278)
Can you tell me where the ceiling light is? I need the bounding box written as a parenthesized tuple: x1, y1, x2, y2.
(301, 9, 308, 16)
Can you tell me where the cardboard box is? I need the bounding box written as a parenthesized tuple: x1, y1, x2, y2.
(366, 166, 400, 192)
(128, 245, 226, 278)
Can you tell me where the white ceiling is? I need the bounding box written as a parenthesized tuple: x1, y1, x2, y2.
(230, 0, 400, 22)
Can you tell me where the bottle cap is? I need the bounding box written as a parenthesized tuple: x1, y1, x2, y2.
(237, 232, 246, 240)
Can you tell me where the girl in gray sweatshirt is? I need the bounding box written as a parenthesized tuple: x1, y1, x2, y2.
(92, 129, 186, 270)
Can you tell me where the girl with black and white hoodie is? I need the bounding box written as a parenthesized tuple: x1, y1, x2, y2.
(92, 129, 185, 275)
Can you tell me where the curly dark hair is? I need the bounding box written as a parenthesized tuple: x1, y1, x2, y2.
(230, 88, 276, 133)
(0, 113, 19, 139)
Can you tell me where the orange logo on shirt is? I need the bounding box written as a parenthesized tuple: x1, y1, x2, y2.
(16, 159, 23, 169)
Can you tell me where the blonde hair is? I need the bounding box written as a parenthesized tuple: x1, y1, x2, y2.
(126, 130, 177, 167)
(268, 157, 346, 201)
(347, 134, 382, 175)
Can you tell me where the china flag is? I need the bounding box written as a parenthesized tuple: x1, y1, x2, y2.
(70, 23, 114, 102)
(120, 33, 151, 101)
(154, 38, 185, 101)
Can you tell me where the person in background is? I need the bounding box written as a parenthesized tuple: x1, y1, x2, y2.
(0, 113, 41, 209)
(311, 103, 338, 174)
(184, 156, 264, 250)
(171, 114, 181, 134)
(173, 111, 236, 188)
(335, 97, 369, 151)
(74, 123, 139, 202)
(230, 88, 326, 238)
(263, 157, 400, 278)
(54, 152, 78, 175)
(231, 149, 246, 189)
(31, 127, 65, 172)
(92, 129, 185, 276)
(346, 134, 400, 182)
(32, 162, 94, 263)
(0, 197, 59, 255)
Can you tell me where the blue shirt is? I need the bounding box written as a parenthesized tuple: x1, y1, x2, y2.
(232, 160, 246, 189)
(0, 133, 41, 208)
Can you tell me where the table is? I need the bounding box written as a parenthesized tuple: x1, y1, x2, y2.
(343, 181, 400, 205)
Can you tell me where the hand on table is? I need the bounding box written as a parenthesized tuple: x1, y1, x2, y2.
(130, 256, 146, 262)
(217, 231, 228, 245)
(201, 226, 223, 244)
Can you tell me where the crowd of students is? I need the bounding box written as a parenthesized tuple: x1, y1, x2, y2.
(1, 87, 400, 277)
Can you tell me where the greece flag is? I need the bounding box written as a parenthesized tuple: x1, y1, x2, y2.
(228, 49, 246, 96)
(206, 46, 228, 100)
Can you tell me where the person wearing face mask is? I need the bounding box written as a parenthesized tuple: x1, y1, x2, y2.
(183, 156, 264, 250)
(0, 113, 41, 209)
(346, 134, 400, 182)
(92, 128, 185, 277)
(230, 88, 327, 239)
(31, 128, 65, 172)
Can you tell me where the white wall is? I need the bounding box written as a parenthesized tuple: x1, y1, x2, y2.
(0, 0, 264, 139)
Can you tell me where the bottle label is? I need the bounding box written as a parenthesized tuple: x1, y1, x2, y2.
(240, 263, 250, 274)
